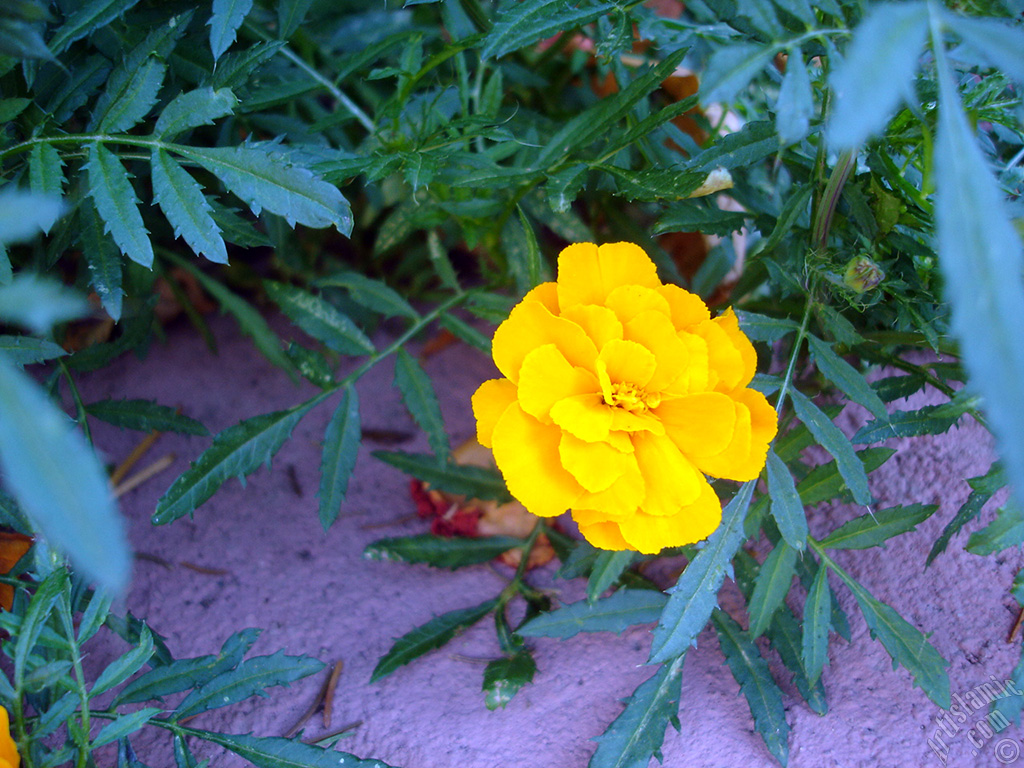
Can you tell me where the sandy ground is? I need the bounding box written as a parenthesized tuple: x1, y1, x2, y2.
(77, 311, 1023, 768)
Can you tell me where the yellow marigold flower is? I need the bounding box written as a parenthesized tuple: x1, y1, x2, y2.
(0, 706, 18, 768)
(472, 242, 777, 554)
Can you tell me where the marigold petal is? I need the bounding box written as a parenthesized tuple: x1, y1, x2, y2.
(694, 319, 745, 392)
(658, 284, 711, 330)
(598, 339, 657, 388)
(575, 458, 645, 518)
(609, 408, 665, 435)
(656, 392, 738, 459)
(714, 308, 757, 387)
(606, 430, 634, 453)
(472, 378, 517, 449)
(523, 281, 559, 313)
(0, 706, 16, 768)
(661, 331, 710, 397)
(556, 242, 661, 310)
(561, 304, 624, 349)
(616, 478, 722, 553)
(517, 344, 600, 423)
(492, 403, 583, 517)
(550, 393, 613, 442)
(623, 310, 689, 392)
(605, 284, 672, 325)
(633, 432, 703, 515)
(726, 388, 777, 480)
(492, 300, 598, 383)
(559, 432, 632, 493)
(691, 399, 752, 479)
(572, 510, 637, 551)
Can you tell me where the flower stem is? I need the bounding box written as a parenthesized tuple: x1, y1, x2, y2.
(775, 295, 814, 417)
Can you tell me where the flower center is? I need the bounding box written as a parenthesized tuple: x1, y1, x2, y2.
(605, 382, 660, 412)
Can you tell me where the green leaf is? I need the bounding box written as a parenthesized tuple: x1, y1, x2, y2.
(86, 143, 153, 268)
(587, 551, 635, 604)
(29, 144, 64, 201)
(748, 542, 797, 638)
(701, 42, 773, 105)
(481, 0, 619, 60)
(604, 167, 712, 203)
(364, 534, 524, 571)
(48, 0, 143, 55)
(316, 272, 418, 320)
(588, 654, 684, 768)
(796, 447, 894, 507)
(0, 275, 87, 334)
(0, 335, 66, 366)
(89, 57, 166, 133)
(483, 650, 536, 710)
(155, 87, 237, 139)
(649, 482, 755, 664)
(426, 230, 460, 290)
(966, 504, 1024, 556)
(438, 313, 490, 355)
(85, 398, 209, 436)
(516, 206, 543, 290)
(193, 731, 397, 768)
(806, 335, 887, 420)
(151, 149, 228, 264)
(23, 659, 72, 693)
(836, 569, 950, 707)
(801, 563, 831, 688)
(209, 0, 254, 60)
(519, 589, 666, 640)
(77, 592, 113, 644)
(654, 204, 748, 237)
(175, 651, 323, 720)
(819, 503, 937, 550)
(265, 281, 374, 356)
(34, 692, 79, 738)
(153, 399, 319, 525)
(114, 628, 260, 706)
(92, 708, 161, 748)
(393, 349, 449, 461)
(776, 47, 812, 145)
(852, 401, 971, 447)
(766, 608, 827, 715)
(284, 344, 334, 389)
(733, 311, 798, 344)
(176, 145, 352, 234)
(712, 609, 789, 765)
(277, 0, 316, 39)
(318, 386, 361, 531)
(954, 15, 1024, 84)
(993, 644, 1024, 727)
(926, 466, 1001, 566)
(0, 361, 130, 595)
(789, 389, 871, 506)
(0, 189, 64, 245)
(91, 625, 154, 697)
(79, 203, 124, 321)
(827, 2, 928, 148)
(765, 449, 808, 552)
(0, 18, 53, 60)
(13, 570, 66, 685)
(371, 598, 498, 682)
(373, 450, 510, 502)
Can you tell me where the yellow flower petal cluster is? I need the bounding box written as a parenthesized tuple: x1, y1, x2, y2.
(472, 242, 777, 554)
(0, 707, 18, 768)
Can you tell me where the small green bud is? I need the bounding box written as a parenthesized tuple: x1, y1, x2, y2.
(843, 256, 885, 293)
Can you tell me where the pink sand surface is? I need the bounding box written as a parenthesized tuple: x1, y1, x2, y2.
(78, 313, 1023, 768)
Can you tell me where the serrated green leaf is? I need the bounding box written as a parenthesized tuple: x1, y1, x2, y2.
(801, 566, 831, 692)
(649, 482, 755, 664)
(588, 654, 684, 768)
(28, 144, 64, 202)
(482, 0, 618, 60)
(153, 398, 319, 525)
(483, 650, 536, 710)
(767, 608, 827, 715)
(852, 403, 964, 444)
(520, 589, 666, 640)
(0, 189, 64, 246)
(966, 504, 1024, 556)
(155, 87, 237, 139)
(318, 386, 360, 531)
(0, 336, 66, 366)
(89, 57, 165, 133)
(776, 47, 812, 145)
(587, 551, 634, 604)
(701, 42, 773, 105)
(372, 450, 510, 501)
(819, 503, 937, 550)
(827, 2, 928, 148)
(926, 487, 993, 566)
(79, 202, 124, 321)
(765, 449, 808, 551)
(13, 570, 66, 685)
(151, 149, 228, 264)
(954, 14, 1024, 84)
(115, 628, 260, 706)
(364, 534, 523, 570)
(85, 398, 209, 436)
(92, 708, 161, 748)
(316, 272, 418, 320)
(393, 349, 449, 461)
(604, 167, 710, 203)
(712, 609, 789, 765)
(91, 626, 154, 697)
(438, 313, 490, 354)
(807, 335, 887, 420)
(176, 145, 352, 234)
(748, 542, 796, 638)
(692, 121, 778, 173)
(654, 204, 749, 237)
(0, 18, 53, 60)
(284, 344, 334, 389)
(790, 389, 871, 506)
(208, 200, 271, 248)
(209, 0, 254, 60)
(48, 0, 143, 55)
(371, 598, 498, 682)
(733, 311, 798, 344)
(77, 592, 113, 645)
(86, 143, 153, 268)
(22, 659, 72, 693)
(265, 281, 374, 356)
(0, 275, 87, 333)
(0, 361, 130, 595)
(278, 0, 316, 39)
(34, 692, 78, 738)
(796, 447, 894, 507)
(175, 651, 323, 720)
(195, 731, 397, 768)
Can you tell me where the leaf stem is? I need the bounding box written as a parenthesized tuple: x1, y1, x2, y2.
(775, 296, 814, 417)
(55, 592, 92, 768)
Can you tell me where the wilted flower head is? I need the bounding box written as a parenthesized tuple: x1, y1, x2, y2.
(472, 242, 776, 554)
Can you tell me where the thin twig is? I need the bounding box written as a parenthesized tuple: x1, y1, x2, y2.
(1009, 607, 1024, 643)
(283, 673, 331, 739)
(110, 431, 161, 486)
(179, 561, 231, 577)
(113, 454, 175, 498)
(322, 660, 344, 729)
(304, 721, 362, 746)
